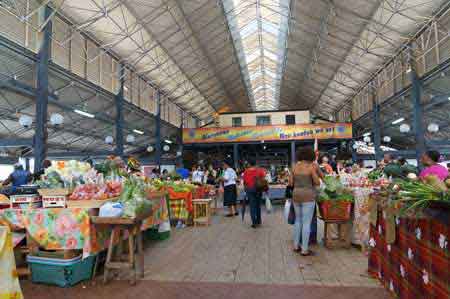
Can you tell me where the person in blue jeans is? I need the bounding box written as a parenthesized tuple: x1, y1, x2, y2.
(289, 147, 321, 256)
(243, 159, 266, 228)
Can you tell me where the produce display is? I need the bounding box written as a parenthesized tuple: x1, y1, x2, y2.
(37, 160, 93, 189)
(94, 157, 127, 179)
(389, 174, 450, 213)
(69, 181, 122, 201)
(118, 176, 153, 218)
(151, 179, 195, 193)
(318, 176, 354, 202)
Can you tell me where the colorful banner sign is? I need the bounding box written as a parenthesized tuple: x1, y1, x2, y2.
(183, 123, 352, 144)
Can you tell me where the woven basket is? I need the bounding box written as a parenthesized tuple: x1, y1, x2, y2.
(318, 201, 352, 221)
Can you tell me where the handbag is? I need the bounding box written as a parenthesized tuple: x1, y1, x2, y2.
(287, 201, 296, 225)
(255, 176, 269, 192)
(285, 185, 293, 199)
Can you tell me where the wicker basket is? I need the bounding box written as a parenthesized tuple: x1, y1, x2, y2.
(318, 201, 352, 221)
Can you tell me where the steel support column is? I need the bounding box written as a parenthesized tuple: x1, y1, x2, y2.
(372, 84, 382, 163)
(409, 48, 426, 166)
(178, 112, 184, 166)
(34, 6, 52, 173)
(290, 141, 296, 166)
(155, 90, 162, 167)
(233, 144, 239, 169)
(115, 65, 125, 157)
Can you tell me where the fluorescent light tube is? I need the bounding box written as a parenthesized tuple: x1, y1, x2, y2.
(133, 129, 144, 135)
(74, 109, 95, 118)
(164, 139, 173, 144)
(392, 117, 405, 125)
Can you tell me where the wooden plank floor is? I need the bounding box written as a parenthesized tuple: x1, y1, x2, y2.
(141, 206, 381, 288)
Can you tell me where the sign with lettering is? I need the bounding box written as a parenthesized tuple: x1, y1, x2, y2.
(183, 123, 352, 144)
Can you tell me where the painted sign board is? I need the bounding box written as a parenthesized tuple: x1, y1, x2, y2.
(183, 123, 352, 144)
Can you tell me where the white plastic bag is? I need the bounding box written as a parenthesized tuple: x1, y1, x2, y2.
(158, 220, 171, 233)
(284, 199, 291, 222)
(99, 202, 123, 217)
(265, 195, 272, 213)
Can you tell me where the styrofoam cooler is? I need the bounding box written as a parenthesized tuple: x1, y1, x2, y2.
(27, 255, 95, 287)
(10, 194, 42, 209)
(42, 195, 67, 208)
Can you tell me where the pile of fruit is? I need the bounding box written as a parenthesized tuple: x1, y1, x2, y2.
(69, 181, 122, 201)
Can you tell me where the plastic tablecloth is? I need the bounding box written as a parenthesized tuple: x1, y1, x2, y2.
(0, 196, 169, 258)
(352, 187, 373, 246)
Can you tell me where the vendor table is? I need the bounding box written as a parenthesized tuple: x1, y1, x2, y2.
(237, 184, 287, 202)
(368, 204, 449, 298)
(0, 196, 169, 258)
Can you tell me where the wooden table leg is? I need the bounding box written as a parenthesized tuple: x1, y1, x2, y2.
(128, 229, 136, 285)
(136, 229, 145, 278)
(104, 226, 117, 284)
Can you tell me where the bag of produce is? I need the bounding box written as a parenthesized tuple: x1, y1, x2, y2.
(99, 202, 124, 217)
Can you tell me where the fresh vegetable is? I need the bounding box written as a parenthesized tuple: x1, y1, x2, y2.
(368, 169, 383, 181)
(117, 176, 153, 218)
(392, 176, 449, 213)
(318, 175, 354, 202)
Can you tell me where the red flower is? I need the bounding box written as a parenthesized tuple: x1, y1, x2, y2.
(65, 237, 78, 249)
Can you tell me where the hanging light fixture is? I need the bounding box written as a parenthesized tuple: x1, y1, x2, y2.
(363, 136, 371, 143)
(427, 123, 439, 133)
(105, 136, 114, 144)
(18, 115, 33, 128)
(352, 143, 358, 150)
(50, 113, 64, 126)
(126, 134, 135, 143)
(383, 136, 391, 143)
(399, 124, 411, 133)
(146, 146, 154, 153)
(163, 145, 170, 152)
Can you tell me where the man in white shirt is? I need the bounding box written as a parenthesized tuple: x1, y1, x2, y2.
(222, 160, 238, 217)
(191, 166, 205, 184)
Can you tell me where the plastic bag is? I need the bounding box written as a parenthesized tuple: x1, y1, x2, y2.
(99, 202, 124, 217)
(265, 195, 272, 213)
(284, 199, 291, 221)
(158, 220, 171, 233)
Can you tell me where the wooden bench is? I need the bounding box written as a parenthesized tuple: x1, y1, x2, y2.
(91, 212, 151, 285)
(192, 198, 212, 227)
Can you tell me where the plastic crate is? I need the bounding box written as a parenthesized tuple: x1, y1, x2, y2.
(27, 254, 95, 287)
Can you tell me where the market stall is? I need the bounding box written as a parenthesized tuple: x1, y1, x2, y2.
(367, 177, 450, 298)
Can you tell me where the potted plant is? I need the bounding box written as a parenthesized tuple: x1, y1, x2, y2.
(317, 176, 354, 221)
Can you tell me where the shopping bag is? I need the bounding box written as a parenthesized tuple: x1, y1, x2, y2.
(288, 202, 296, 225)
(284, 199, 291, 221)
(265, 196, 272, 213)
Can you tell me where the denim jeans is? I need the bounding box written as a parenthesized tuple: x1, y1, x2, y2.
(292, 201, 316, 252)
(246, 190, 261, 225)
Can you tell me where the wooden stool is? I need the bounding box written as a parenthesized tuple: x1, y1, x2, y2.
(322, 218, 352, 249)
(91, 216, 145, 285)
(192, 198, 212, 226)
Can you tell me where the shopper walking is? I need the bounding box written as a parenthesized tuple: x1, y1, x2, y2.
(222, 160, 238, 217)
(243, 158, 266, 228)
(290, 147, 321, 256)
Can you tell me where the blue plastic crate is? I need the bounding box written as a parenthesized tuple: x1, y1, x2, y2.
(27, 254, 95, 287)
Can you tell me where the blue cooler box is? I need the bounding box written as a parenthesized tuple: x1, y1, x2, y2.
(27, 254, 95, 287)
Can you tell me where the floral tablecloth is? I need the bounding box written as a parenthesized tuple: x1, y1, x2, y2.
(352, 187, 373, 246)
(0, 197, 169, 258)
